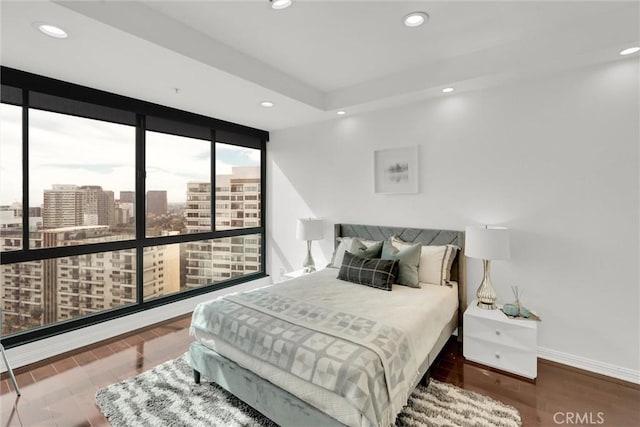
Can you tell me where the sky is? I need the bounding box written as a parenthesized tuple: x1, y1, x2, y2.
(0, 104, 260, 205)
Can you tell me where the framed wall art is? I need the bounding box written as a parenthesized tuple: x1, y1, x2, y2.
(373, 145, 419, 194)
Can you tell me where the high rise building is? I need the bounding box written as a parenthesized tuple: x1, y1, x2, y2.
(0, 234, 46, 331)
(0, 204, 21, 232)
(0, 206, 22, 252)
(119, 191, 135, 204)
(147, 190, 168, 216)
(115, 201, 134, 225)
(0, 204, 42, 251)
(43, 185, 85, 228)
(43, 185, 115, 229)
(184, 166, 261, 289)
(0, 226, 179, 335)
(119, 191, 136, 220)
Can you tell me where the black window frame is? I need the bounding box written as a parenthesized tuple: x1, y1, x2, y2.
(0, 66, 269, 348)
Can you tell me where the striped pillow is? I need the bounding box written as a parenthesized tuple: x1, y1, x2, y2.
(337, 252, 398, 291)
(390, 236, 459, 286)
(417, 244, 459, 286)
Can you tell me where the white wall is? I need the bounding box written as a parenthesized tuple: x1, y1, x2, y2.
(267, 59, 640, 383)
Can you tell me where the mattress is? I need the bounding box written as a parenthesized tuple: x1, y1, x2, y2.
(190, 268, 459, 427)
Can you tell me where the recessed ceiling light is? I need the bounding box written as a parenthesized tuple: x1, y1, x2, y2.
(620, 47, 640, 56)
(403, 12, 429, 28)
(260, 101, 274, 108)
(337, 111, 346, 116)
(270, 0, 292, 10)
(34, 22, 68, 39)
(442, 87, 454, 93)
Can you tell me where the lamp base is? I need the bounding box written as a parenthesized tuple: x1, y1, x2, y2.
(476, 300, 497, 310)
(302, 240, 316, 274)
(476, 259, 498, 310)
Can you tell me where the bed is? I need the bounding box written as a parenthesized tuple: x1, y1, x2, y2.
(189, 224, 466, 427)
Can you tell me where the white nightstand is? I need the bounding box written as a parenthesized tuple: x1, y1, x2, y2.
(463, 300, 538, 379)
(283, 269, 308, 280)
(273, 269, 312, 284)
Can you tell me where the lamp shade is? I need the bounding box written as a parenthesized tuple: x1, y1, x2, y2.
(296, 218, 324, 241)
(465, 225, 510, 260)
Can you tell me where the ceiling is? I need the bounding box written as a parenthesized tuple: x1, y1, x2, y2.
(1, 1, 638, 131)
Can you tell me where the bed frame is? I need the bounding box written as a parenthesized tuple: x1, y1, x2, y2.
(189, 223, 465, 427)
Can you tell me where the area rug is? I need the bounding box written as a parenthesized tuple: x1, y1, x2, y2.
(96, 354, 521, 427)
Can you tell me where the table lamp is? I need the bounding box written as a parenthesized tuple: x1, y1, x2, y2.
(296, 218, 324, 273)
(465, 225, 510, 309)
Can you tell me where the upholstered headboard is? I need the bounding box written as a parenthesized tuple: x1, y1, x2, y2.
(335, 223, 466, 338)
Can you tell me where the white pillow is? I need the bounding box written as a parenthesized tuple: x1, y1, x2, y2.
(390, 236, 459, 285)
(418, 245, 459, 286)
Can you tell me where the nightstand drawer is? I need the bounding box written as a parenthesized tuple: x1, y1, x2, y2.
(464, 335, 537, 379)
(464, 313, 536, 351)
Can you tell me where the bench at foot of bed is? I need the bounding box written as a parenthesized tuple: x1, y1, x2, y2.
(188, 341, 346, 427)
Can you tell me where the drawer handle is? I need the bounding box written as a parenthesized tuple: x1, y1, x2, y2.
(495, 329, 501, 336)
(495, 353, 501, 359)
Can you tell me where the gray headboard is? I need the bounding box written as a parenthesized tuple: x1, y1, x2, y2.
(335, 223, 466, 338)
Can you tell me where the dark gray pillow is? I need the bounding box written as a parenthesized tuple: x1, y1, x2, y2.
(337, 252, 398, 291)
(381, 240, 422, 288)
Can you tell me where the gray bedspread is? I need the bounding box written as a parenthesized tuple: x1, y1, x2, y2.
(190, 286, 417, 426)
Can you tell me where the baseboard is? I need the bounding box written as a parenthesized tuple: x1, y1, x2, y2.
(1, 277, 271, 373)
(537, 346, 640, 385)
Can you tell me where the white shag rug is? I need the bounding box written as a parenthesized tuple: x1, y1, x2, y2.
(96, 354, 521, 427)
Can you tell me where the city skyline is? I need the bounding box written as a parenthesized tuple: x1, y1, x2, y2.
(0, 104, 260, 206)
(1, 166, 262, 335)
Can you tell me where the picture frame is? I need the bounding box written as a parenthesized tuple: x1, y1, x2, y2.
(373, 145, 419, 194)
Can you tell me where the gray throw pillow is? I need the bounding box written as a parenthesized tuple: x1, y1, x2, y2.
(329, 238, 383, 268)
(348, 239, 383, 258)
(381, 240, 422, 288)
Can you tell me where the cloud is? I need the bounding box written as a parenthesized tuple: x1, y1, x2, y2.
(39, 163, 126, 174)
(216, 143, 260, 167)
(1, 107, 259, 205)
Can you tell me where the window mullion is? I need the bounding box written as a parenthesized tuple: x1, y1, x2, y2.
(260, 138, 267, 273)
(136, 114, 146, 240)
(211, 130, 216, 232)
(136, 114, 146, 305)
(21, 89, 29, 251)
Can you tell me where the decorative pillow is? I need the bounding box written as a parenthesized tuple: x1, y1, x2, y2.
(381, 239, 422, 288)
(337, 251, 398, 291)
(349, 239, 383, 259)
(329, 237, 382, 268)
(329, 237, 349, 268)
(391, 236, 459, 286)
(418, 244, 459, 286)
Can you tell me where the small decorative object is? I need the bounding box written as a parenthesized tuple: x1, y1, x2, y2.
(511, 285, 523, 308)
(296, 218, 324, 273)
(501, 285, 541, 321)
(374, 146, 419, 194)
(502, 303, 520, 316)
(464, 225, 510, 310)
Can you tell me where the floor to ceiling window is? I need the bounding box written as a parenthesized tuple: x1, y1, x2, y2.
(0, 67, 268, 346)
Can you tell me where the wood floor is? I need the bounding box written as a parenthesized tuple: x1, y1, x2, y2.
(1, 314, 638, 427)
